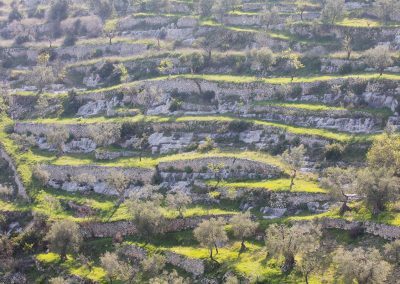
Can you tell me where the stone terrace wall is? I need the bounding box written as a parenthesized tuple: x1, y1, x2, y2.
(41, 164, 155, 184)
(158, 157, 282, 176)
(269, 191, 330, 207)
(14, 122, 114, 138)
(165, 251, 205, 276)
(79, 215, 233, 238)
(301, 218, 400, 240)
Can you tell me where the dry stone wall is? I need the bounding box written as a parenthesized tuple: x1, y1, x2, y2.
(299, 218, 400, 240)
(41, 164, 155, 184)
(79, 215, 233, 238)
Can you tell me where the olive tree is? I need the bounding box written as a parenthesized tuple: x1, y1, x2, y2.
(249, 47, 276, 74)
(208, 162, 225, 188)
(281, 144, 306, 191)
(260, 6, 280, 29)
(100, 251, 135, 283)
(46, 126, 69, 157)
(88, 123, 121, 147)
(106, 170, 130, 205)
(333, 247, 392, 284)
(230, 211, 258, 253)
(342, 32, 353, 60)
(353, 167, 399, 215)
(384, 240, 400, 265)
(367, 129, 400, 175)
(320, 167, 355, 215)
(364, 45, 393, 76)
(296, 250, 328, 284)
(265, 222, 322, 272)
(193, 217, 228, 262)
(141, 254, 166, 278)
(166, 192, 192, 218)
(45, 220, 82, 262)
(195, 0, 214, 17)
(125, 199, 165, 246)
(321, 0, 345, 25)
(375, 0, 399, 24)
(283, 49, 305, 81)
(29, 53, 56, 94)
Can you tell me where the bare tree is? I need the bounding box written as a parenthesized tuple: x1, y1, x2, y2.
(281, 144, 306, 191)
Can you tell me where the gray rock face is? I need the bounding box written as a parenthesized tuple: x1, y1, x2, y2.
(77, 97, 120, 117)
(148, 132, 194, 154)
(260, 207, 287, 219)
(64, 138, 96, 153)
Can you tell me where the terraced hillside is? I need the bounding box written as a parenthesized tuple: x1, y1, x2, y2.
(0, 0, 400, 283)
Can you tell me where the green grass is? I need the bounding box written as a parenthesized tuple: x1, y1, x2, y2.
(254, 101, 346, 112)
(22, 114, 376, 142)
(209, 178, 328, 193)
(335, 18, 400, 28)
(36, 253, 107, 283)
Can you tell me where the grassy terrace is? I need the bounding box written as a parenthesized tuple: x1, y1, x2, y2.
(72, 72, 400, 95)
(21, 114, 375, 142)
(120, 229, 336, 283)
(207, 178, 328, 194)
(19, 149, 285, 171)
(0, 186, 239, 223)
(253, 101, 393, 117)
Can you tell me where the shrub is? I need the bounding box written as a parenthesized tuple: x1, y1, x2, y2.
(62, 33, 76, 46)
(14, 35, 30, 45)
(324, 143, 345, 161)
(198, 137, 215, 153)
(169, 99, 182, 112)
(184, 166, 193, 174)
(339, 63, 353, 75)
(228, 120, 253, 132)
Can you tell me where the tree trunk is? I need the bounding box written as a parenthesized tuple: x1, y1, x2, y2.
(214, 244, 219, 255)
(300, 11, 304, 21)
(281, 254, 295, 273)
(239, 239, 247, 254)
(60, 245, 67, 262)
(291, 75, 294, 82)
(339, 201, 351, 215)
(289, 170, 296, 191)
(305, 272, 309, 284)
(109, 37, 112, 45)
(347, 50, 351, 60)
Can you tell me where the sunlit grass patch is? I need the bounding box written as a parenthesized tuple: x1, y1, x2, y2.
(36, 253, 106, 282)
(210, 178, 328, 193)
(336, 18, 382, 28)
